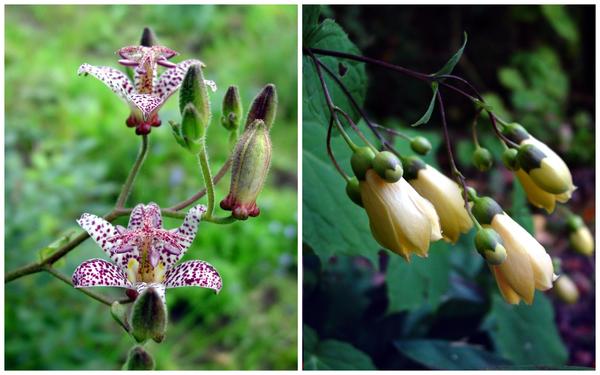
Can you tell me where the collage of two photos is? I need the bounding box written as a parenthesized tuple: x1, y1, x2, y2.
(4, 2, 597, 372)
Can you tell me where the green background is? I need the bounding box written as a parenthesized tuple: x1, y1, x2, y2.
(5, 5, 297, 370)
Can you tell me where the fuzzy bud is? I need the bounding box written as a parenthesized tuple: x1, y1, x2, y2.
(567, 216, 594, 256)
(501, 148, 519, 171)
(345, 177, 363, 207)
(140, 27, 159, 47)
(246, 84, 277, 130)
(221, 119, 272, 220)
(179, 64, 211, 128)
(130, 286, 168, 343)
(554, 275, 579, 304)
(221, 85, 243, 131)
(472, 147, 493, 171)
(350, 147, 376, 180)
(410, 136, 432, 155)
(372, 151, 403, 183)
(474, 228, 507, 265)
(123, 345, 155, 370)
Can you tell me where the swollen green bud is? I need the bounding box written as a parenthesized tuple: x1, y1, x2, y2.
(221, 119, 272, 220)
(567, 215, 594, 256)
(372, 151, 403, 183)
(246, 84, 277, 130)
(501, 122, 530, 144)
(472, 147, 493, 171)
(345, 177, 363, 207)
(474, 228, 507, 265)
(501, 148, 519, 171)
(179, 64, 211, 127)
(221, 85, 243, 131)
(350, 147, 376, 180)
(410, 136, 432, 155)
(471, 196, 503, 225)
(140, 27, 159, 47)
(130, 287, 168, 343)
(401, 155, 426, 181)
(123, 346, 155, 370)
(180, 104, 204, 153)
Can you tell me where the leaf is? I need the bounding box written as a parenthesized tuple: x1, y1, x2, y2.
(410, 82, 438, 127)
(386, 241, 451, 313)
(433, 32, 468, 77)
(483, 293, 568, 366)
(541, 5, 579, 45)
(395, 339, 512, 370)
(302, 5, 321, 41)
(498, 67, 526, 91)
(304, 338, 376, 370)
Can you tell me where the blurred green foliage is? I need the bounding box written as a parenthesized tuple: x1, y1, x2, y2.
(5, 5, 297, 370)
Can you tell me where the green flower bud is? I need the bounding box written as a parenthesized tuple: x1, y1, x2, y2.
(501, 148, 519, 171)
(180, 103, 204, 153)
(372, 151, 403, 183)
(350, 147, 376, 180)
(179, 64, 211, 127)
(466, 186, 478, 202)
(474, 228, 507, 265)
(472, 147, 493, 171)
(345, 177, 363, 207)
(400, 155, 426, 181)
(123, 345, 155, 370)
(246, 84, 277, 130)
(410, 136, 432, 155)
(567, 215, 594, 256)
(554, 275, 579, 304)
(566, 215, 585, 232)
(471, 196, 503, 225)
(130, 287, 168, 343)
(221, 119, 272, 220)
(501, 122, 530, 144)
(221, 85, 243, 131)
(517, 143, 571, 194)
(139, 27, 159, 47)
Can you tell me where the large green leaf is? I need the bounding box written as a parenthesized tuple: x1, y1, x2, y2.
(395, 339, 512, 370)
(483, 294, 568, 366)
(304, 328, 376, 371)
(386, 241, 452, 313)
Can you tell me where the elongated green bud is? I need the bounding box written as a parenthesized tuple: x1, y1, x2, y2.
(501, 148, 519, 171)
(181, 104, 204, 153)
(567, 215, 594, 256)
(246, 84, 277, 129)
(471, 196, 503, 225)
(179, 64, 211, 127)
(221, 85, 243, 131)
(473, 147, 493, 171)
(123, 346, 155, 370)
(140, 27, 159, 47)
(345, 177, 363, 207)
(554, 275, 579, 304)
(474, 228, 507, 265)
(410, 136, 432, 155)
(501, 122, 530, 144)
(130, 287, 168, 343)
(221, 119, 272, 220)
(372, 151, 403, 182)
(350, 147, 376, 180)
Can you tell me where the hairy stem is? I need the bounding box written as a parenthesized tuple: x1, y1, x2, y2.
(197, 140, 216, 218)
(116, 135, 149, 208)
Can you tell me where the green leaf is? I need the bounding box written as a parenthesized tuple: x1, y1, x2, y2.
(302, 5, 321, 41)
(386, 241, 451, 313)
(302, 121, 379, 265)
(410, 82, 438, 127)
(303, 325, 318, 353)
(395, 339, 512, 370)
(433, 32, 468, 77)
(541, 5, 579, 45)
(498, 67, 526, 91)
(483, 293, 568, 366)
(304, 338, 376, 370)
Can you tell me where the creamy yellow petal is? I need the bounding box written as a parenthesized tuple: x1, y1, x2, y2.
(490, 265, 521, 304)
(523, 137, 574, 195)
(515, 169, 556, 213)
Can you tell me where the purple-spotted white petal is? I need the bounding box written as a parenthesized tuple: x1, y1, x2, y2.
(128, 202, 163, 230)
(76, 213, 137, 267)
(135, 282, 167, 304)
(78, 63, 135, 103)
(164, 260, 222, 293)
(72, 258, 132, 288)
(164, 205, 206, 266)
(153, 59, 209, 100)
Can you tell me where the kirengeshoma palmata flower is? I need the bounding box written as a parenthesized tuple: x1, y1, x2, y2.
(220, 84, 276, 220)
(402, 156, 473, 243)
(350, 149, 442, 260)
(471, 194, 555, 304)
(502, 123, 576, 213)
(566, 215, 594, 256)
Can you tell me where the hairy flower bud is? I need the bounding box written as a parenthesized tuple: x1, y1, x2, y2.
(345, 177, 363, 207)
(179, 64, 211, 127)
(123, 345, 155, 370)
(372, 151, 403, 183)
(350, 147, 376, 180)
(246, 84, 277, 129)
(473, 147, 493, 171)
(501, 148, 519, 171)
(567, 216, 594, 256)
(140, 27, 159, 47)
(474, 228, 507, 265)
(410, 136, 432, 155)
(221, 85, 243, 131)
(554, 275, 579, 304)
(130, 286, 168, 343)
(221, 119, 272, 220)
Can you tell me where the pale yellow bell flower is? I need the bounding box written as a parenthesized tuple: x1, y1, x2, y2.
(408, 165, 473, 243)
(360, 169, 442, 260)
(487, 213, 555, 304)
(515, 169, 570, 213)
(570, 226, 594, 256)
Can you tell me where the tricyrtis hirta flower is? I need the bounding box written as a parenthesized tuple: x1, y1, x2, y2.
(78, 45, 216, 135)
(72, 203, 222, 302)
(360, 169, 442, 260)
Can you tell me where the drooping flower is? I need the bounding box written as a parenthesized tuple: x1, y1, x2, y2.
(359, 169, 442, 260)
(472, 196, 555, 304)
(567, 215, 594, 256)
(72, 203, 222, 302)
(78, 45, 217, 135)
(403, 157, 473, 243)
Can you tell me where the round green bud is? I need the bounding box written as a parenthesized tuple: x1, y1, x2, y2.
(471, 196, 503, 225)
(351, 147, 376, 180)
(345, 177, 363, 207)
(474, 228, 507, 265)
(372, 151, 403, 183)
(566, 215, 584, 232)
(401, 155, 426, 181)
(501, 148, 519, 171)
(410, 136, 432, 155)
(472, 147, 493, 171)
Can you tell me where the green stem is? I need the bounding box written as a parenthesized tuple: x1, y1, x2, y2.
(202, 215, 236, 224)
(116, 135, 149, 208)
(371, 123, 412, 141)
(197, 140, 215, 219)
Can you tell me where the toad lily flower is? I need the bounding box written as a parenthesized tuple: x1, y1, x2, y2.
(78, 45, 217, 135)
(72, 203, 222, 303)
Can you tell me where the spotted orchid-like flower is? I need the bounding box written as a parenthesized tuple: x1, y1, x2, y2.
(78, 45, 217, 135)
(72, 203, 222, 303)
